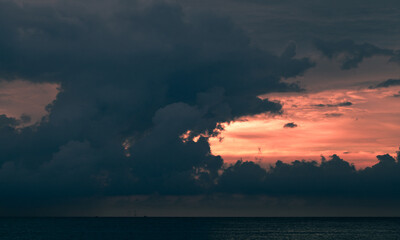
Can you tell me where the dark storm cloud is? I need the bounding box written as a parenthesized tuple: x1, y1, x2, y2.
(369, 79, 400, 89)
(283, 122, 297, 128)
(0, 0, 314, 203)
(218, 152, 400, 198)
(315, 39, 400, 70)
(0, 114, 31, 128)
(183, 0, 400, 54)
(0, 0, 400, 215)
(0, 114, 19, 128)
(218, 161, 267, 194)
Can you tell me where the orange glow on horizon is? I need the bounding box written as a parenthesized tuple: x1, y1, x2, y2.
(210, 86, 400, 169)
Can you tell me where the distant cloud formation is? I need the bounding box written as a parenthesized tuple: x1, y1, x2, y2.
(0, 114, 19, 128)
(0, 0, 314, 207)
(218, 152, 400, 199)
(370, 79, 400, 89)
(283, 122, 298, 128)
(315, 39, 400, 70)
(324, 113, 343, 118)
(313, 101, 352, 108)
(0, 0, 399, 216)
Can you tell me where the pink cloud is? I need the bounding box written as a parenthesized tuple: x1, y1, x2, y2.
(210, 86, 400, 168)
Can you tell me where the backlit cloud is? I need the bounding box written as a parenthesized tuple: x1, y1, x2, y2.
(0, 0, 399, 216)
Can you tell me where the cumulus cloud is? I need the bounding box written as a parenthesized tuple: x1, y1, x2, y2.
(218, 151, 400, 198)
(0, 114, 19, 128)
(0, 0, 314, 205)
(0, 0, 399, 215)
(0, 113, 32, 129)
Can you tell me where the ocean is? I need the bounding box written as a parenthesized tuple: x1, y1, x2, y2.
(0, 217, 399, 239)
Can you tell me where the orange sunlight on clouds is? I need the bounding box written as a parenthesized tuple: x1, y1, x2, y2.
(210, 86, 400, 169)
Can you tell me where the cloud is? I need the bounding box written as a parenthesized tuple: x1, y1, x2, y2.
(370, 79, 400, 89)
(0, 113, 32, 128)
(0, 0, 314, 204)
(324, 113, 343, 118)
(315, 39, 400, 70)
(218, 151, 400, 198)
(189, 0, 400, 56)
(218, 160, 267, 194)
(283, 122, 298, 128)
(0, 114, 19, 128)
(313, 101, 352, 107)
(0, 0, 399, 216)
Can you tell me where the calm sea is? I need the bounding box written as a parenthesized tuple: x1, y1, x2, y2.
(0, 217, 399, 239)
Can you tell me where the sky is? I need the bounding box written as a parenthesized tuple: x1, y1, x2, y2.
(0, 0, 399, 216)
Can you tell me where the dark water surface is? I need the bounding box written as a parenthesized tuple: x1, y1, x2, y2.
(1, 217, 400, 240)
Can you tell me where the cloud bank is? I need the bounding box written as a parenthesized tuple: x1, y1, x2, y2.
(0, 0, 313, 204)
(0, 0, 399, 215)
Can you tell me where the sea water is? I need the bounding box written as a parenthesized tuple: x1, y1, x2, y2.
(0, 217, 399, 240)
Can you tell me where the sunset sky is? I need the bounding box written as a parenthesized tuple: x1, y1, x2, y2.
(0, 0, 399, 216)
(211, 70, 400, 169)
